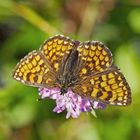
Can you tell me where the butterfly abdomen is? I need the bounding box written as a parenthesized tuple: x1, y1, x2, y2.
(66, 50, 79, 71)
(58, 41, 80, 91)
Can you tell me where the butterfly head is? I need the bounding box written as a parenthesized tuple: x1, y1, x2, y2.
(60, 84, 68, 94)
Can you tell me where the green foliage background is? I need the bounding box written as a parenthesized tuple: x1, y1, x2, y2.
(0, 0, 140, 140)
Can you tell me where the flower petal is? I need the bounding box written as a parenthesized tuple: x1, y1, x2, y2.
(38, 88, 107, 119)
(92, 101, 107, 109)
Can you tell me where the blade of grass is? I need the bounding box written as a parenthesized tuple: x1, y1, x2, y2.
(0, 1, 59, 36)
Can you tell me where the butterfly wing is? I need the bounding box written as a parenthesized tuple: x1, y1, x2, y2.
(12, 51, 57, 87)
(12, 35, 75, 88)
(39, 35, 74, 72)
(76, 41, 113, 78)
(72, 67, 131, 106)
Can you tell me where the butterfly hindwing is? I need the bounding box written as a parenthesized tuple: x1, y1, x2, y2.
(40, 35, 74, 72)
(76, 41, 113, 78)
(72, 67, 131, 106)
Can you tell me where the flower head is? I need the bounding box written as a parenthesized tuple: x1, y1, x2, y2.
(39, 87, 107, 119)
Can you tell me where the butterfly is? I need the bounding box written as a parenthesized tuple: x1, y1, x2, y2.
(12, 35, 131, 106)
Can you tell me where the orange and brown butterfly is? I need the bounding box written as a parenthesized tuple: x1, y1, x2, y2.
(12, 35, 131, 106)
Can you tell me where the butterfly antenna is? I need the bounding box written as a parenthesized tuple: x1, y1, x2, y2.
(90, 101, 94, 109)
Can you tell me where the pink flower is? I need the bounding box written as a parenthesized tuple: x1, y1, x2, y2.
(39, 87, 107, 119)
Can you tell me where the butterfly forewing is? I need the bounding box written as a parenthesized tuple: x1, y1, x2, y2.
(12, 51, 56, 88)
(40, 35, 74, 72)
(72, 67, 131, 106)
(76, 41, 113, 78)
